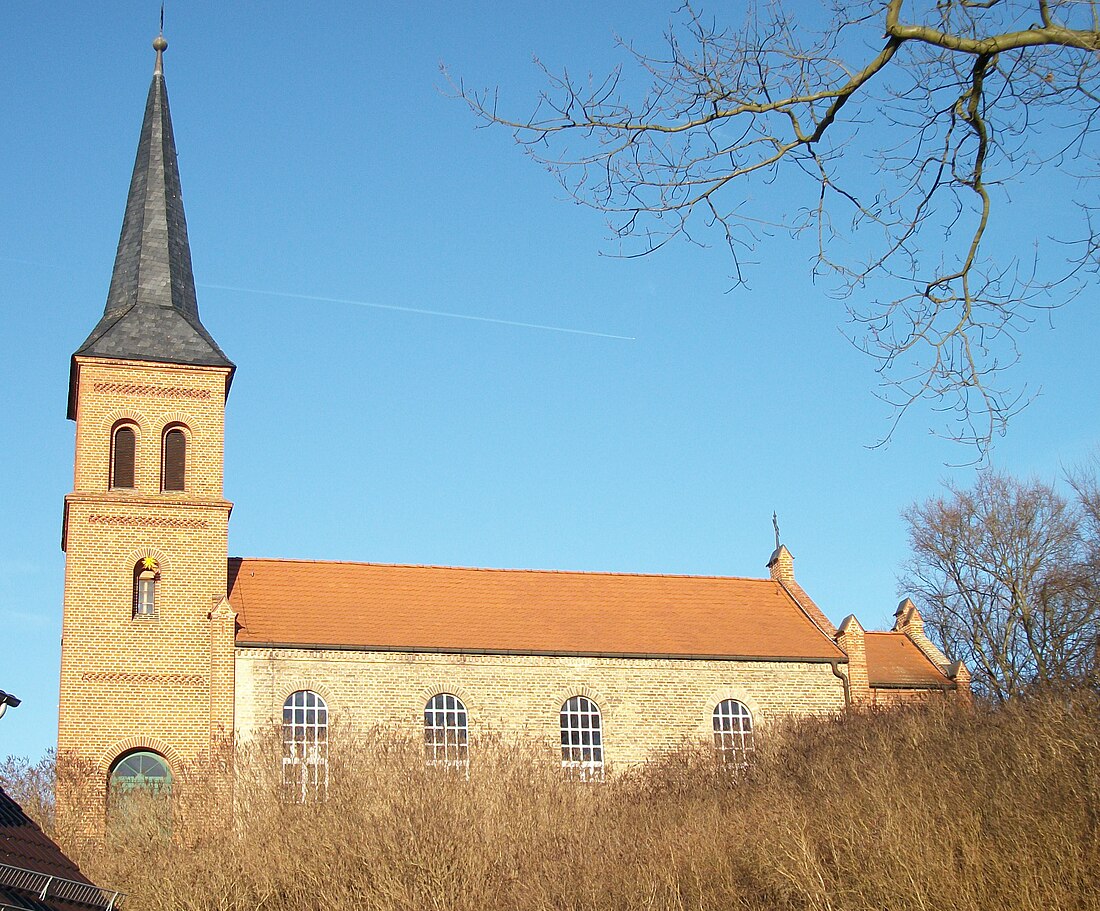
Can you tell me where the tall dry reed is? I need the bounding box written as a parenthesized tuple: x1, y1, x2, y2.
(9, 691, 1098, 911)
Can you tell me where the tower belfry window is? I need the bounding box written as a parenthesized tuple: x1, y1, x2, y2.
(111, 425, 137, 489)
(162, 427, 186, 491)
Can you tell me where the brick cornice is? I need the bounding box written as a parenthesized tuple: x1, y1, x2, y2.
(97, 736, 187, 775)
(65, 492, 233, 512)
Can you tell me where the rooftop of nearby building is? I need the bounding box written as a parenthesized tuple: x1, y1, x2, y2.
(228, 557, 848, 661)
(0, 786, 122, 911)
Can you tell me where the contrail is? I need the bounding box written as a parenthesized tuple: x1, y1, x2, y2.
(0, 257, 634, 340)
(200, 283, 636, 341)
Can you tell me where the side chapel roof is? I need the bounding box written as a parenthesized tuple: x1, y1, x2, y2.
(68, 36, 232, 419)
(228, 558, 847, 661)
(864, 632, 953, 688)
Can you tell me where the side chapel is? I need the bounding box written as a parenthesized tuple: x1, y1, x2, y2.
(57, 37, 970, 823)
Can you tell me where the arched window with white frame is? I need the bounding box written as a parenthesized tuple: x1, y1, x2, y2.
(712, 699, 754, 761)
(560, 695, 603, 776)
(424, 693, 468, 767)
(282, 690, 328, 799)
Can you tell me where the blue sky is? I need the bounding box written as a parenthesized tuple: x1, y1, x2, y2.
(1, 2, 1096, 759)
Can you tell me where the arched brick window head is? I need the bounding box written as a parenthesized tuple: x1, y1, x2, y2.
(162, 427, 186, 491)
(111, 425, 136, 489)
(133, 558, 159, 618)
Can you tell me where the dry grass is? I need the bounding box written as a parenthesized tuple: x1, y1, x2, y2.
(7, 691, 1099, 911)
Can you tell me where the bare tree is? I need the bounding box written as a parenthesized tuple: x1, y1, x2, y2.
(902, 470, 1099, 700)
(457, 0, 1100, 453)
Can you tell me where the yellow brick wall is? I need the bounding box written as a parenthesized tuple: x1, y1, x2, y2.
(234, 647, 847, 766)
(58, 358, 234, 827)
(69, 359, 228, 497)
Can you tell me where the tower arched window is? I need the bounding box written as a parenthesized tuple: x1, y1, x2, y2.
(712, 699, 754, 760)
(161, 426, 187, 492)
(424, 693, 468, 767)
(108, 750, 172, 829)
(282, 690, 328, 800)
(109, 750, 172, 793)
(133, 558, 159, 618)
(111, 424, 137, 489)
(560, 695, 603, 776)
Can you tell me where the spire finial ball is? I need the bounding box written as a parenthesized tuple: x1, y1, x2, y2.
(153, 35, 168, 52)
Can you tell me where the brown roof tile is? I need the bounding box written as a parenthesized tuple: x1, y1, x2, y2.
(228, 559, 846, 661)
(864, 633, 953, 688)
(0, 786, 108, 911)
(778, 579, 837, 637)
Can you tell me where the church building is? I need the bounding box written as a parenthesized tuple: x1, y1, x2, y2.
(57, 37, 969, 821)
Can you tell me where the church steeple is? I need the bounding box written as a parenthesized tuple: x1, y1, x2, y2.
(58, 36, 237, 833)
(68, 35, 232, 419)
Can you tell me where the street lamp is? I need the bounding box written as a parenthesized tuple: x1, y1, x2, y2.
(0, 689, 21, 721)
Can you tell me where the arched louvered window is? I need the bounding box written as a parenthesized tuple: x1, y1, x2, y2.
(424, 693, 469, 767)
(282, 690, 328, 800)
(560, 696, 603, 777)
(161, 426, 187, 491)
(133, 559, 159, 618)
(111, 424, 137, 489)
(712, 699, 754, 761)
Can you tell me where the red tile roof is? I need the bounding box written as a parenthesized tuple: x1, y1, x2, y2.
(779, 579, 837, 637)
(229, 559, 846, 661)
(864, 633, 953, 688)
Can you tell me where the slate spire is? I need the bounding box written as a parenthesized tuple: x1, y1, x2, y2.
(69, 35, 232, 417)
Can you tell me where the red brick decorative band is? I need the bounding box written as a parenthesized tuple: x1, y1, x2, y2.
(81, 672, 207, 686)
(93, 382, 212, 400)
(88, 514, 209, 529)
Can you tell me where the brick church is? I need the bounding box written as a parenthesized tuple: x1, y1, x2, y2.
(57, 37, 969, 817)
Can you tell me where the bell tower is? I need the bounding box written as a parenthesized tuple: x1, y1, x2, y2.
(58, 35, 236, 822)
